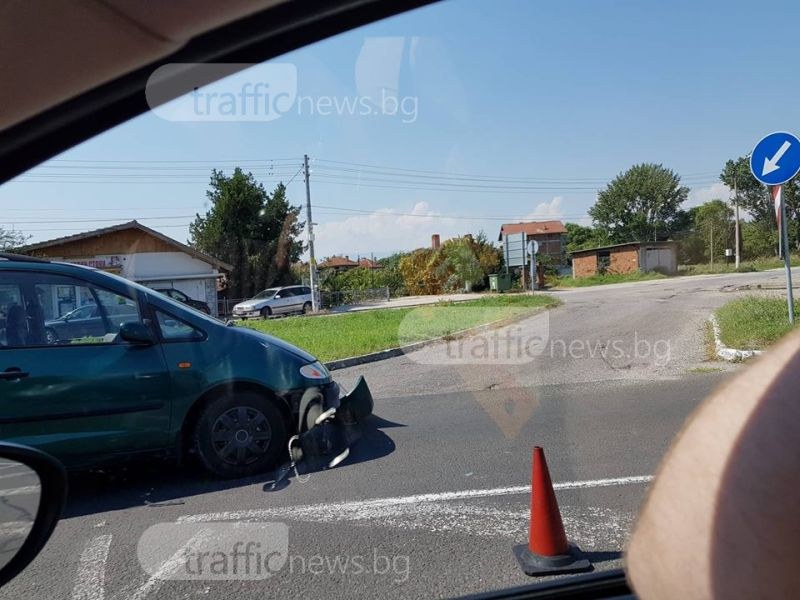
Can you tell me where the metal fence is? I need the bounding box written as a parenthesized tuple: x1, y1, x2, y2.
(217, 286, 390, 317)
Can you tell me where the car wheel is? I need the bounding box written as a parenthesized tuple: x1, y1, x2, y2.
(302, 302, 312, 314)
(44, 327, 58, 345)
(261, 306, 272, 319)
(193, 391, 287, 479)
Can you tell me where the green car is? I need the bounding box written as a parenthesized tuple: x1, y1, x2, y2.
(0, 254, 372, 478)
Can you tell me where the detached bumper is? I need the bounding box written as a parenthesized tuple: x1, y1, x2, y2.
(335, 376, 374, 424)
(288, 376, 374, 467)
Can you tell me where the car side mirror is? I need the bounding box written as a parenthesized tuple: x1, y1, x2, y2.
(274, 294, 281, 299)
(118, 321, 155, 345)
(0, 442, 66, 588)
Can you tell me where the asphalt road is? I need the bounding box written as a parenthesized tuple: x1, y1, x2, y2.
(2, 269, 792, 600)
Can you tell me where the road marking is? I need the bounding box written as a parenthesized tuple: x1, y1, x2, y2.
(0, 484, 41, 497)
(179, 475, 653, 524)
(72, 534, 112, 600)
(129, 529, 215, 600)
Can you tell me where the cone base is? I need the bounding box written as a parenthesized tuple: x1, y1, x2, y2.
(513, 543, 592, 576)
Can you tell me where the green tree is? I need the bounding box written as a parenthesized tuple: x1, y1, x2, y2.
(589, 163, 689, 243)
(720, 157, 771, 225)
(564, 222, 608, 252)
(0, 227, 29, 251)
(441, 238, 483, 291)
(694, 200, 733, 265)
(190, 169, 303, 299)
(741, 221, 777, 259)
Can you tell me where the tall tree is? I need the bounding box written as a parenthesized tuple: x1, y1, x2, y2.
(589, 163, 688, 243)
(189, 169, 303, 298)
(721, 156, 800, 251)
(0, 227, 29, 251)
(694, 200, 733, 266)
(720, 157, 771, 225)
(564, 222, 608, 252)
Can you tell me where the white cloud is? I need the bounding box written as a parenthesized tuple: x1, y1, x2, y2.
(312, 201, 467, 258)
(687, 182, 730, 208)
(525, 196, 563, 219)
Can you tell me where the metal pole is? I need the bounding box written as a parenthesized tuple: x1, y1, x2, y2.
(778, 185, 795, 324)
(304, 154, 319, 312)
(734, 174, 741, 269)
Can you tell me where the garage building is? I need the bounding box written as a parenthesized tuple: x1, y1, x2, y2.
(570, 241, 678, 279)
(20, 220, 232, 317)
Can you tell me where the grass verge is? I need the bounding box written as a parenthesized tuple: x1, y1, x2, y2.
(715, 295, 800, 350)
(551, 271, 666, 288)
(678, 255, 800, 276)
(239, 294, 560, 362)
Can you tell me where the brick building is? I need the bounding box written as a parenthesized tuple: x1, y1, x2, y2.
(498, 221, 567, 265)
(570, 241, 678, 278)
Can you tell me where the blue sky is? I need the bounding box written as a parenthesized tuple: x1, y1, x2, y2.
(4, 0, 800, 258)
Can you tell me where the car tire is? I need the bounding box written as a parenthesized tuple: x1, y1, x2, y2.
(193, 391, 287, 479)
(44, 327, 58, 345)
(302, 302, 312, 314)
(261, 306, 272, 319)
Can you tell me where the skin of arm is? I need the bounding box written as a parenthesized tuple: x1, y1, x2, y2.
(627, 329, 800, 599)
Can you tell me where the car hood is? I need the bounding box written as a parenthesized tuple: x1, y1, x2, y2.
(234, 300, 267, 310)
(233, 325, 317, 363)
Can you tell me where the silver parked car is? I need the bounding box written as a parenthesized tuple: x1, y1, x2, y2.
(232, 285, 313, 319)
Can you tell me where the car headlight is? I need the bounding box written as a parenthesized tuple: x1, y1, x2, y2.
(299, 361, 329, 380)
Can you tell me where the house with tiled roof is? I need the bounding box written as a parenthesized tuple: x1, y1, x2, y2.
(498, 220, 567, 264)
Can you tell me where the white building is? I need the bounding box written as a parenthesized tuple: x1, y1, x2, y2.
(21, 221, 232, 316)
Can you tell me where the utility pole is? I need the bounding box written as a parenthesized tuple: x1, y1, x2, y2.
(304, 154, 319, 312)
(710, 222, 714, 268)
(733, 171, 741, 269)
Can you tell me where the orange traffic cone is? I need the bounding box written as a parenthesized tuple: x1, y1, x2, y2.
(513, 446, 592, 576)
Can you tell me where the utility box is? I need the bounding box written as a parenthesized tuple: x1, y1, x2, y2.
(489, 273, 512, 292)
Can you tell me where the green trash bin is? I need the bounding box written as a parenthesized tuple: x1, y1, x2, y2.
(489, 273, 511, 292)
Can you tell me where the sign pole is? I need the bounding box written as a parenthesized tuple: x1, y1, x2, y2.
(776, 185, 795, 324)
(750, 132, 800, 324)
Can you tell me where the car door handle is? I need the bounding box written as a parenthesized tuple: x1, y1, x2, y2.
(0, 368, 29, 381)
(134, 373, 158, 380)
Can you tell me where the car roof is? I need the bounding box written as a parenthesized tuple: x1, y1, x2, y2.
(0, 0, 431, 183)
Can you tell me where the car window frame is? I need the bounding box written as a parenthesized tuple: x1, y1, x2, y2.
(151, 305, 207, 344)
(0, 269, 149, 350)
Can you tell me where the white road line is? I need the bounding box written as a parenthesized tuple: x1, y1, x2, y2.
(179, 475, 653, 524)
(0, 484, 41, 497)
(129, 529, 215, 600)
(72, 534, 112, 600)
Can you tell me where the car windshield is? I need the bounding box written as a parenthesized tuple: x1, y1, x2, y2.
(252, 288, 279, 300)
(2, 1, 800, 598)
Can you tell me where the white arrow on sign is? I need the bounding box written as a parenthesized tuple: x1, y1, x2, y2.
(763, 140, 792, 176)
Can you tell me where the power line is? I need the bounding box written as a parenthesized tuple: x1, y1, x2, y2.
(1, 215, 196, 224)
(45, 158, 301, 164)
(312, 205, 590, 221)
(314, 157, 719, 182)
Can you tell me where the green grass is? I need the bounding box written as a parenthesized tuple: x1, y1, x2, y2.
(715, 295, 800, 350)
(687, 366, 724, 374)
(239, 294, 560, 362)
(678, 255, 800, 276)
(551, 271, 666, 288)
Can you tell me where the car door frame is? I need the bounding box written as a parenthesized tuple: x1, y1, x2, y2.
(0, 268, 173, 461)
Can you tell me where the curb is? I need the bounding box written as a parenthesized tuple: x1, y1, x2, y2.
(324, 306, 550, 371)
(708, 313, 763, 362)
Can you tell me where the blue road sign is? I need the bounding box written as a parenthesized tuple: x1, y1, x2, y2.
(750, 131, 800, 185)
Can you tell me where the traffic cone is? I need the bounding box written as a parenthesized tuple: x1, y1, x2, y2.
(513, 446, 592, 576)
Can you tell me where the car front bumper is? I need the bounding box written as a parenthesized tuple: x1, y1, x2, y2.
(232, 309, 262, 318)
